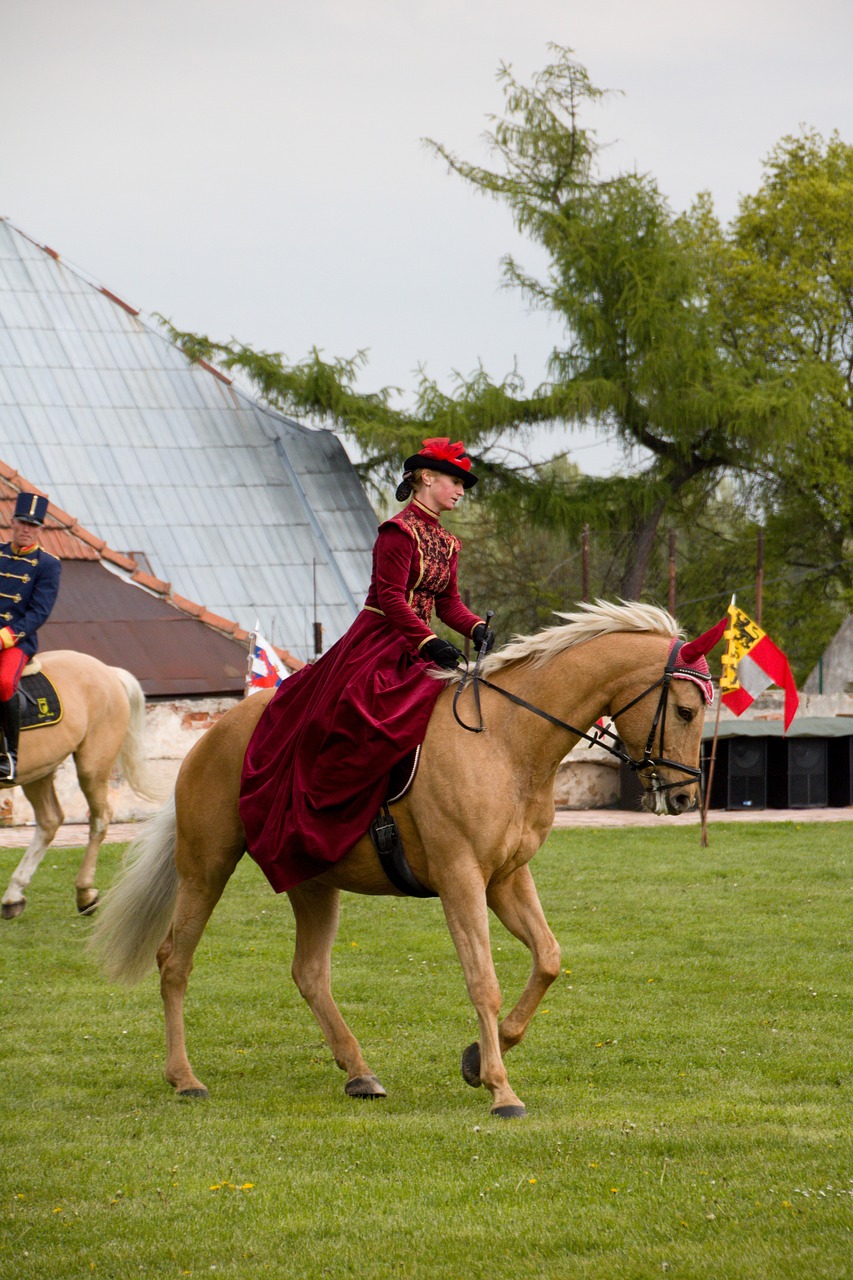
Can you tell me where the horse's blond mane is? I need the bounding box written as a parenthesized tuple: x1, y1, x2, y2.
(440, 599, 682, 684)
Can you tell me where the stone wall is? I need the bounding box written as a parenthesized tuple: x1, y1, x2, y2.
(0, 695, 242, 829)
(554, 740, 621, 809)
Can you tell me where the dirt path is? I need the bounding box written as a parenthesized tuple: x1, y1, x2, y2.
(0, 806, 850, 848)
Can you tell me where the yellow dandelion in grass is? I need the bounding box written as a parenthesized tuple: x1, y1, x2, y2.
(588, 1162, 599, 1168)
(241, 1183, 255, 1191)
(528, 1178, 537, 1185)
(781, 1200, 793, 1208)
(209, 1184, 221, 1191)
(53, 1207, 63, 1214)
(611, 1188, 619, 1194)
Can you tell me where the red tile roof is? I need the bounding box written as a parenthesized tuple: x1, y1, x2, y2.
(0, 465, 302, 672)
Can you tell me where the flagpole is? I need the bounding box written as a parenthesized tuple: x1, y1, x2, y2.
(700, 686, 723, 848)
(701, 593, 736, 848)
(244, 626, 257, 699)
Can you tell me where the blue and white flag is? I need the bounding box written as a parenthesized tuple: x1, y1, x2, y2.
(248, 626, 288, 694)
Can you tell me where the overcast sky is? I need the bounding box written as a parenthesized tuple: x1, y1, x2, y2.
(2, 0, 851, 474)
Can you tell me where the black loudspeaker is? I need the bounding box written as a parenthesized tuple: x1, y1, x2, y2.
(828, 737, 853, 807)
(619, 756, 647, 810)
(701, 739, 728, 810)
(787, 738, 828, 808)
(727, 737, 767, 810)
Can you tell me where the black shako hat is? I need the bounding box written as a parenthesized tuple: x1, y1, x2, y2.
(13, 492, 49, 525)
(401, 438, 478, 489)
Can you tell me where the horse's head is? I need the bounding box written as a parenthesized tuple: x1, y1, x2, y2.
(612, 672, 707, 815)
(606, 623, 723, 816)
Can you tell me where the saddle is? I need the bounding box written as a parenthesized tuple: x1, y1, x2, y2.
(368, 745, 437, 899)
(18, 659, 63, 732)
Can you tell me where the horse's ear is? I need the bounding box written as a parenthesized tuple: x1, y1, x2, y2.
(679, 616, 728, 665)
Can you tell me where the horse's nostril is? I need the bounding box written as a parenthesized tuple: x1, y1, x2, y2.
(671, 791, 694, 813)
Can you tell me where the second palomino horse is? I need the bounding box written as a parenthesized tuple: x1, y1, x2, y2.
(1, 651, 160, 919)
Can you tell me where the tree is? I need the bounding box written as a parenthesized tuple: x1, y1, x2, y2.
(424, 48, 826, 596)
(722, 131, 853, 609)
(165, 49, 847, 627)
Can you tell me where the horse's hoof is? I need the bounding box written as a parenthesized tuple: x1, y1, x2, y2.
(491, 1104, 527, 1119)
(77, 892, 100, 916)
(177, 1087, 210, 1100)
(1, 900, 25, 920)
(461, 1042, 482, 1088)
(344, 1074, 387, 1099)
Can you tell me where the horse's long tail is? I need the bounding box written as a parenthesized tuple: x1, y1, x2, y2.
(113, 667, 163, 803)
(89, 793, 179, 985)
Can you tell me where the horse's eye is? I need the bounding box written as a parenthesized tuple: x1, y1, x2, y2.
(676, 706, 694, 722)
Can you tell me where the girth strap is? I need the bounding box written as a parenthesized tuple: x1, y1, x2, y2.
(369, 804, 437, 899)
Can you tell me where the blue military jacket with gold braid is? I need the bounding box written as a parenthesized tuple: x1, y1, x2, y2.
(0, 541, 61, 657)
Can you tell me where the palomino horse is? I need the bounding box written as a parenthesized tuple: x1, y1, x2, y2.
(92, 602, 710, 1117)
(1, 650, 160, 919)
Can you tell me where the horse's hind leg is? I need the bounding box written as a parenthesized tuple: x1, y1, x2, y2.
(1, 775, 64, 919)
(157, 835, 243, 1097)
(71, 762, 113, 915)
(288, 879, 387, 1098)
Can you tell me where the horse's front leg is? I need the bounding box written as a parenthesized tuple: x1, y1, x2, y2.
(439, 871, 527, 1117)
(288, 878, 387, 1099)
(487, 863, 562, 1055)
(1, 775, 64, 919)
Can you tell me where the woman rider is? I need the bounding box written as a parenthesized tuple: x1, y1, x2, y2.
(239, 437, 492, 892)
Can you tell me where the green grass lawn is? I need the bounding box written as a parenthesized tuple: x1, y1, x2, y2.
(1, 822, 850, 1279)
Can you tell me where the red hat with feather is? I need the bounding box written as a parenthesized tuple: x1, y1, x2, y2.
(402, 438, 478, 489)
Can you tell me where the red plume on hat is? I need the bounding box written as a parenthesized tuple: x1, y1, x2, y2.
(416, 438, 471, 471)
(400, 437, 478, 493)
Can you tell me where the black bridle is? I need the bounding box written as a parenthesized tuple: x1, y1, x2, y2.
(452, 637, 702, 794)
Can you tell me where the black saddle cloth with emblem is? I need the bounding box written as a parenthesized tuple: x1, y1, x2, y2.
(18, 669, 63, 731)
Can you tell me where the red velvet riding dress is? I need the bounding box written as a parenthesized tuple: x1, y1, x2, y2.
(239, 500, 483, 892)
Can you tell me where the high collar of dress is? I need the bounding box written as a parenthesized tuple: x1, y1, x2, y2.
(10, 540, 39, 556)
(410, 498, 441, 525)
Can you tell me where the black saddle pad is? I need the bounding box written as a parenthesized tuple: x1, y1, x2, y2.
(19, 670, 63, 732)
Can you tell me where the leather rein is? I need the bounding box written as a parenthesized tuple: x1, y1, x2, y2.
(452, 637, 702, 793)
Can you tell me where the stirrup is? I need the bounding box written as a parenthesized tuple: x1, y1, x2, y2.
(0, 752, 16, 782)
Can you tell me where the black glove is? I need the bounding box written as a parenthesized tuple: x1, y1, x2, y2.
(472, 622, 495, 655)
(421, 637, 464, 670)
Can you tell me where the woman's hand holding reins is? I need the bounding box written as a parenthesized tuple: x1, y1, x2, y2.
(472, 622, 495, 655)
(421, 637, 464, 670)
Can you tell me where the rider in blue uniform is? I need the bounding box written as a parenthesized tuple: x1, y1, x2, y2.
(0, 493, 62, 781)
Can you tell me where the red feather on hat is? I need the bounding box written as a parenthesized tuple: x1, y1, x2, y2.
(418, 438, 471, 471)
